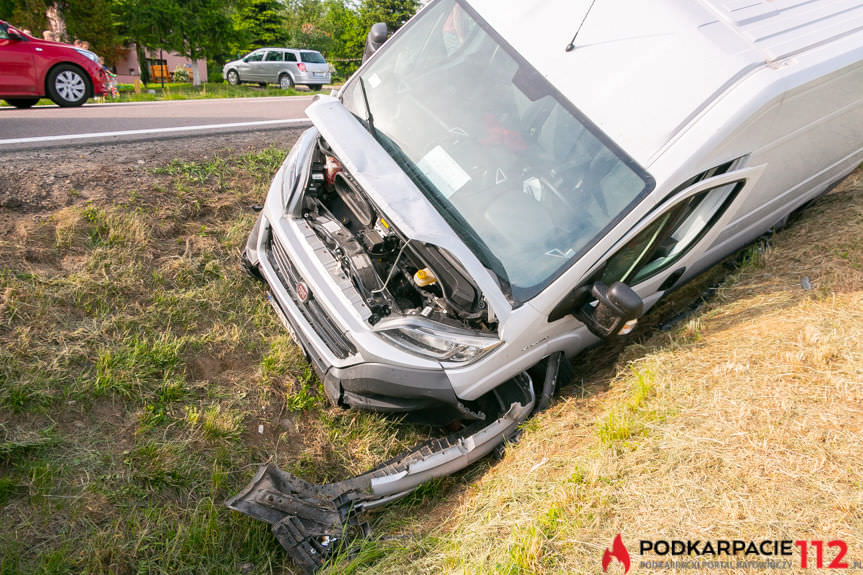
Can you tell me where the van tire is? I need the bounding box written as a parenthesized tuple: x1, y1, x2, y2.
(279, 74, 294, 90)
(309, 84, 323, 91)
(226, 70, 240, 85)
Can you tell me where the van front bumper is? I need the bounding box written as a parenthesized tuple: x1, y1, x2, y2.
(245, 211, 463, 414)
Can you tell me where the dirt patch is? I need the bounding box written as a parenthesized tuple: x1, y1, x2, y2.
(0, 129, 304, 236)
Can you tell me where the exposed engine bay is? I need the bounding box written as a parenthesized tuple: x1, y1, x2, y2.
(299, 137, 498, 331)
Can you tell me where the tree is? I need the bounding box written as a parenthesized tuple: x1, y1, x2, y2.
(231, 0, 286, 54)
(113, 0, 178, 84)
(1, 0, 50, 34)
(61, 0, 120, 65)
(171, 0, 235, 85)
(359, 0, 418, 33)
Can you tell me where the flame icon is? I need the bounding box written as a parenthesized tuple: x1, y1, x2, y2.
(602, 533, 631, 574)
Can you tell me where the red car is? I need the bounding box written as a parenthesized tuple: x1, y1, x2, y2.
(0, 20, 107, 108)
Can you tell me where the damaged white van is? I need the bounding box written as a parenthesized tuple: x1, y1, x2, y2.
(230, 0, 863, 569)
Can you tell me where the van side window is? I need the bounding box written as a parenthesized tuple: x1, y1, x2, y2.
(245, 52, 264, 62)
(285, 52, 297, 62)
(601, 181, 743, 286)
(265, 51, 282, 62)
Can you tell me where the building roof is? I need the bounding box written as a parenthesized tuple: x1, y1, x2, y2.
(470, 0, 863, 166)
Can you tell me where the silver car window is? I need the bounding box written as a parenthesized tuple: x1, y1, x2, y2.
(265, 51, 282, 62)
(300, 51, 326, 63)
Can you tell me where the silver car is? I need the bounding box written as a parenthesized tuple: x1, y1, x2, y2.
(222, 48, 331, 90)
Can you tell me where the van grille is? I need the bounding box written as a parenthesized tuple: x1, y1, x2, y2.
(266, 231, 356, 359)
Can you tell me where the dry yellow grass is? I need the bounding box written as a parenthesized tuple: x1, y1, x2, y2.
(337, 170, 863, 575)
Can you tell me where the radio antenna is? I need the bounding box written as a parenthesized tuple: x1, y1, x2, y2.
(566, 0, 598, 52)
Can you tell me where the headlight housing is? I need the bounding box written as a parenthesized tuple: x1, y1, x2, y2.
(378, 321, 502, 363)
(278, 129, 318, 209)
(279, 147, 302, 208)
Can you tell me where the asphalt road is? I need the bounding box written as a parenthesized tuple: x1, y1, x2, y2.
(0, 95, 315, 149)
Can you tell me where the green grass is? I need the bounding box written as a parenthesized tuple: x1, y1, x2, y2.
(109, 82, 331, 102)
(0, 145, 427, 574)
(596, 364, 659, 448)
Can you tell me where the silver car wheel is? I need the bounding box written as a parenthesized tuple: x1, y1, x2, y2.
(279, 75, 293, 90)
(227, 70, 239, 85)
(55, 70, 86, 103)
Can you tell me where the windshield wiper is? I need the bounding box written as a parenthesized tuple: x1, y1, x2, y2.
(371, 129, 513, 297)
(358, 76, 378, 139)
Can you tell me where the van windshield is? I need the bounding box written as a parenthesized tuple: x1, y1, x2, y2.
(342, 0, 652, 301)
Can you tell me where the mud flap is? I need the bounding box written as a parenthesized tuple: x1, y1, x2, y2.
(227, 373, 536, 573)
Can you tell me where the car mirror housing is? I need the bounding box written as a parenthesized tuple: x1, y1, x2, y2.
(574, 282, 644, 339)
(363, 22, 388, 63)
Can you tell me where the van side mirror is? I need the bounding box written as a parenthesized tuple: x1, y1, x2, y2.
(363, 22, 388, 63)
(574, 282, 643, 339)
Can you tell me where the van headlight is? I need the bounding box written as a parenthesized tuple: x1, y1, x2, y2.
(378, 322, 502, 363)
(279, 149, 302, 208)
(278, 129, 319, 208)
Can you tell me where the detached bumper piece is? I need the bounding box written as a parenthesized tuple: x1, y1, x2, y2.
(226, 373, 535, 573)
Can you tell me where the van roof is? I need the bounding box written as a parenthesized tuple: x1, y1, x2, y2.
(470, 0, 863, 166)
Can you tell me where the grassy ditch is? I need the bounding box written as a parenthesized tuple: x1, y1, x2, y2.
(2, 146, 861, 575)
(0, 146, 428, 574)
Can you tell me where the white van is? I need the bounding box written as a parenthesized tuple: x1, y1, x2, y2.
(231, 0, 863, 568)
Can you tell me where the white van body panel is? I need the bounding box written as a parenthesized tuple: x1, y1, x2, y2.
(446, 0, 863, 400)
(469, 0, 863, 166)
(249, 0, 863, 405)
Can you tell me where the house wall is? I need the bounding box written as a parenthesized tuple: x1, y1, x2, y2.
(113, 45, 208, 84)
